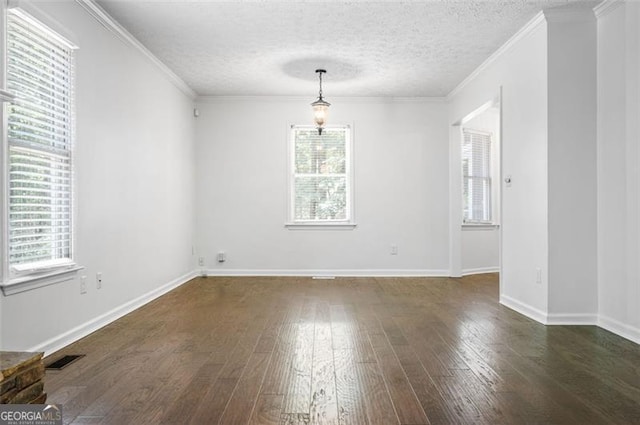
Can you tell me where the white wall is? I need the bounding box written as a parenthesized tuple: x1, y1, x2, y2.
(449, 8, 600, 325)
(195, 98, 449, 275)
(461, 226, 499, 274)
(448, 17, 550, 319)
(0, 1, 197, 353)
(547, 12, 598, 320)
(596, 1, 640, 342)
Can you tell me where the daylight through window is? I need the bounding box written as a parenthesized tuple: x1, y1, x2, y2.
(6, 9, 75, 271)
(289, 125, 352, 224)
(462, 129, 492, 223)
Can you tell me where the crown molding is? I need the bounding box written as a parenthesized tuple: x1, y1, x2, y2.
(196, 95, 447, 104)
(543, 6, 596, 23)
(75, 0, 196, 100)
(594, 0, 624, 19)
(447, 12, 545, 100)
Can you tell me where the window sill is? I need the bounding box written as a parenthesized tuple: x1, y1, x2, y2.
(462, 223, 500, 230)
(1, 265, 84, 296)
(285, 222, 357, 230)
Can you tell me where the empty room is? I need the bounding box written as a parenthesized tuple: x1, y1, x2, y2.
(0, 0, 639, 424)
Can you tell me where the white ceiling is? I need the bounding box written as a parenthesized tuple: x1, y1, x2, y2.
(96, 0, 598, 97)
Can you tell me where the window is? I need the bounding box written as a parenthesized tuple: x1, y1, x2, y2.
(287, 125, 354, 228)
(4, 8, 76, 277)
(462, 129, 492, 223)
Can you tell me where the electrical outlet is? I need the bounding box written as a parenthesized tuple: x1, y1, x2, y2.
(96, 272, 103, 289)
(80, 276, 87, 294)
(198, 257, 204, 266)
(391, 244, 398, 255)
(217, 252, 226, 263)
(536, 268, 542, 284)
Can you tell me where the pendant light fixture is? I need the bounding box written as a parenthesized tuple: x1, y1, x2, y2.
(311, 69, 330, 135)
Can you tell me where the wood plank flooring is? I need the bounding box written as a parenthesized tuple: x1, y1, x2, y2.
(44, 274, 640, 424)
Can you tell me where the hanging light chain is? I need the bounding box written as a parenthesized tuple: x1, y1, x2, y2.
(311, 69, 329, 135)
(318, 70, 324, 100)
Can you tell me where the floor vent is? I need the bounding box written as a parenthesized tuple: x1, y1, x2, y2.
(45, 354, 85, 370)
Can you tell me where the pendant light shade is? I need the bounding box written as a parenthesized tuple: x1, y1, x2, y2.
(311, 69, 330, 135)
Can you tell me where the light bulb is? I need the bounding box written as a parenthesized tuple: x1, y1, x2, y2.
(313, 103, 328, 127)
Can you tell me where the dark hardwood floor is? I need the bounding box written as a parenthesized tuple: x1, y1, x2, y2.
(44, 274, 640, 424)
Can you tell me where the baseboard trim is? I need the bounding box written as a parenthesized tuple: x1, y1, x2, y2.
(546, 313, 598, 325)
(461, 267, 499, 276)
(500, 295, 601, 326)
(598, 314, 640, 344)
(204, 269, 451, 277)
(28, 270, 199, 356)
(499, 294, 548, 324)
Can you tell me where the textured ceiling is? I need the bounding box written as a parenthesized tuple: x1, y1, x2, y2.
(96, 0, 598, 97)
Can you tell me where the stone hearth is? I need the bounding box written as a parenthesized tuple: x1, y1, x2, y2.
(0, 351, 46, 404)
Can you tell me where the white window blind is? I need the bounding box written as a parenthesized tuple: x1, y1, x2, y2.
(462, 129, 491, 223)
(290, 125, 352, 223)
(6, 9, 75, 270)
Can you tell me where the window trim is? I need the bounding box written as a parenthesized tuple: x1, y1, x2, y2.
(1, 3, 80, 294)
(462, 223, 499, 230)
(1, 264, 83, 295)
(7, 0, 79, 48)
(285, 123, 356, 229)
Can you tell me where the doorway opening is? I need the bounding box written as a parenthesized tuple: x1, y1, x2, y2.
(451, 94, 502, 294)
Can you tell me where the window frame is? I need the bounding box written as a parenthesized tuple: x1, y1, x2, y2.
(285, 123, 356, 230)
(461, 128, 493, 225)
(1, 2, 82, 295)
